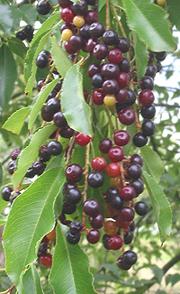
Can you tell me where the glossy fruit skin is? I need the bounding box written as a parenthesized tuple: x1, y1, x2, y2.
(104, 220, 118, 236)
(118, 37, 130, 53)
(73, 16, 85, 28)
(91, 157, 107, 172)
(119, 58, 130, 72)
(140, 76, 154, 90)
(39, 254, 52, 268)
(69, 221, 83, 234)
(101, 63, 119, 79)
(146, 64, 157, 78)
(88, 172, 104, 188)
(132, 179, 144, 195)
(120, 207, 135, 222)
(79, 24, 90, 39)
(41, 98, 60, 122)
(117, 250, 137, 270)
(114, 130, 130, 146)
(90, 214, 104, 229)
(139, 90, 154, 106)
(36, 0, 51, 15)
(155, 51, 167, 61)
(53, 112, 67, 128)
(83, 199, 100, 217)
(71, 1, 88, 16)
(92, 89, 104, 105)
(118, 72, 130, 88)
(116, 89, 128, 104)
(92, 74, 103, 88)
(107, 235, 123, 250)
(16, 30, 26, 41)
(68, 35, 82, 51)
(103, 80, 119, 95)
(103, 95, 117, 106)
(99, 138, 112, 153)
(108, 146, 124, 162)
(85, 10, 98, 24)
(32, 161, 46, 176)
(106, 163, 121, 178)
(87, 229, 100, 244)
(108, 48, 123, 64)
(36, 51, 50, 68)
(65, 188, 81, 204)
(66, 231, 81, 244)
(65, 164, 83, 183)
(105, 187, 123, 209)
(10, 148, 20, 160)
(47, 141, 63, 156)
(141, 104, 156, 119)
(7, 161, 16, 175)
(88, 64, 99, 77)
(93, 44, 108, 60)
(103, 30, 118, 45)
(124, 231, 134, 244)
(75, 133, 91, 146)
(131, 154, 143, 166)
(60, 127, 74, 138)
(128, 164, 142, 179)
(118, 108, 135, 125)
(63, 202, 76, 214)
(39, 145, 51, 162)
(83, 38, 97, 52)
(61, 7, 74, 23)
(135, 201, 148, 216)
(142, 120, 155, 136)
(61, 28, 73, 41)
(120, 185, 137, 201)
(1, 186, 12, 201)
(133, 132, 148, 147)
(89, 22, 105, 38)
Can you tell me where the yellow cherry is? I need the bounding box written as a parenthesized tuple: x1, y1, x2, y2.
(61, 29, 73, 41)
(104, 95, 116, 107)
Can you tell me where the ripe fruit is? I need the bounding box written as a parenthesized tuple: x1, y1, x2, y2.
(91, 157, 107, 171)
(106, 163, 121, 177)
(103, 30, 118, 45)
(133, 132, 148, 147)
(118, 37, 130, 53)
(75, 133, 91, 146)
(65, 188, 81, 204)
(87, 229, 100, 244)
(7, 161, 16, 175)
(114, 130, 130, 146)
(99, 138, 113, 153)
(63, 202, 76, 214)
(39, 254, 52, 268)
(61, 8, 74, 23)
(101, 63, 119, 79)
(108, 146, 124, 162)
(88, 64, 99, 77)
(92, 74, 103, 88)
(108, 48, 123, 64)
(140, 76, 154, 90)
(41, 98, 60, 122)
(135, 201, 148, 216)
(124, 231, 134, 244)
(36, 50, 50, 68)
(88, 172, 104, 188)
(103, 80, 119, 95)
(132, 179, 144, 195)
(53, 112, 67, 128)
(85, 10, 98, 24)
(118, 108, 135, 125)
(139, 90, 154, 106)
(103, 95, 117, 106)
(93, 44, 108, 60)
(73, 16, 85, 28)
(131, 154, 143, 166)
(66, 231, 81, 244)
(61, 28, 73, 41)
(36, 0, 51, 15)
(83, 200, 100, 217)
(65, 164, 83, 183)
(47, 141, 63, 156)
(71, 1, 87, 16)
(92, 89, 104, 105)
(89, 22, 105, 38)
(60, 127, 74, 138)
(119, 207, 135, 222)
(90, 214, 104, 229)
(128, 164, 142, 179)
(141, 104, 156, 119)
(1, 186, 12, 201)
(118, 72, 130, 88)
(58, 0, 73, 8)
(117, 250, 137, 270)
(32, 161, 46, 176)
(107, 235, 123, 250)
(69, 221, 83, 234)
(10, 148, 20, 160)
(120, 185, 137, 201)
(142, 120, 155, 136)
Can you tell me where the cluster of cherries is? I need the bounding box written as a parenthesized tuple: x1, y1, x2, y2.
(16, 24, 34, 43)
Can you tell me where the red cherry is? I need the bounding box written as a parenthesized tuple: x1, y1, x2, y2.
(75, 133, 91, 146)
(118, 72, 130, 88)
(91, 157, 107, 171)
(61, 8, 74, 23)
(108, 48, 123, 64)
(138, 90, 154, 106)
(120, 185, 137, 201)
(92, 89, 104, 105)
(116, 89, 129, 104)
(119, 207, 135, 222)
(106, 163, 121, 177)
(118, 108, 135, 125)
(114, 130, 130, 146)
(108, 235, 124, 250)
(108, 146, 124, 162)
(39, 254, 52, 268)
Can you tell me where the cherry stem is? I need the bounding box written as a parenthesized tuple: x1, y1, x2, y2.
(120, 162, 126, 186)
(82, 143, 90, 225)
(0, 285, 15, 294)
(65, 135, 76, 166)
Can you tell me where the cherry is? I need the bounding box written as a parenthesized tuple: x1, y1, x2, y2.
(118, 37, 130, 53)
(7, 161, 16, 175)
(114, 130, 130, 146)
(79, 24, 90, 39)
(103, 95, 116, 107)
(63, 202, 76, 214)
(89, 22, 105, 38)
(92, 74, 103, 88)
(142, 120, 155, 136)
(119, 58, 130, 72)
(120, 185, 137, 201)
(36, 50, 50, 68)
(71, 0, 88, 16)
(141, 104, 156, 119)
(139, 90, 154, 106)
(91, 157, 107, 172)
(1, 186, 12, 201)
(65, 188, 81, 204)
(155, 51, 166, 61)
(124, 231, 134, 244)
(75, 133, 91, 146)
(88, 172, 104, 188)
(60, 127, 74, 138)
(85, 10, 98, 24)
(83, 38, 97, 52)
(103, 30, 118, 45)
(140, 76, 154, 90)
(73, 16, 85, 28)
(106, 187, 123, 209)
(128, 164, 142, 179)
(53, 112, 67, 128)
(86, 0, 96, 5)
(39, 254, 52, 268)
(68, 35, 82, 51)
(107, 235, 123, 250)
(92, 89, 104, 105)
(135, 201, 148, 216)
(90, 214, 104, 229)
(131, 154, 143, 166)
(145, 65, 157, 78)
(93, 44, 108, 60)
(45, 229, 56, 241)
(118, 108, 135, 125)
(16, 30, 26, 41)
(61, 28, 73, 41)
(108, 48, 123, 64)
(119, 207, 135, 222)
(104, 220, 118, 236)
(65, 164, 83, 183)
(106, 163, 121, 178)
(47, 141, 63, 156)
(36, 0, 51, 15)
(116, 89, 128, 104)
(88, 64, 99, 77)
(41, 98, 60, 122)
(87, 229, 100, 244)
(61, 7, 74, 23)
(99, 138, 112, 153)
(103, 79, 119, 94)
(101, 63, 119, 79)
(122, 250, 137, 265)
(10, 148, 20, 160)
(66, 231, 81, 244)
(133, 132, 148, 147)
(83, 199, 100, 217)
(58, 0, 73, 8)
(108, 146, 124, 162)
(38, 242, 48, 257)
(69, 221, 83, 234)
(132, 179, 144, 195)
(32, 161, 46, 175)
(118, 72, 130, 88)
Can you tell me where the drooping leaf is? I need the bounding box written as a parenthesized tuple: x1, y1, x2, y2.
(121, 0, 176, 51)
(28, 79, 59, 130)
(18, 265, 44, 294)
(49, 224, 97, 294)
(51, 36, 72, 78)
(12, 124, 56, 188)
(167, 0, 180, 30)
(141, 146, 164, 181)
(0, 4, 13, 33)
(61, 64, 92, 135)
(0, 45, 17, 110)
(3, 168, 65, 285)
(143, 171, 172, 241)
(2, 107, 30, 135)
(133, 33, 148, 79)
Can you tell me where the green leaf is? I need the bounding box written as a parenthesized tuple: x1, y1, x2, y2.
(0, 197, 7, 214)
(0, 5, 13, 33)
(8, 37, 27, 59)
(28, 79, 59, 130)
(0, 162, 3, 186)
(2, 107, 30, 135)
(51, 36, 72, 78)
(98, 0, 106, 12)
(143, 171, 172, 241)
(0, 45, 17, 110)
(121, 0, 176, 51)
(3, 168, 65, 285)
(141, 146, 164, 181)
(18, 265, 44, 294)
(167, 0, 180, 30)
(61, 64, 92, 135)
(12, 124, 56, 188)
(24, 11, 60, 82)
(133, 33, 148, 79)
(166, 273, 180, 286)
(49, 224, 96, 294)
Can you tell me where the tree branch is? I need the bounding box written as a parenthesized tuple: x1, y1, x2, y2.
(155, 103, 180, 109)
